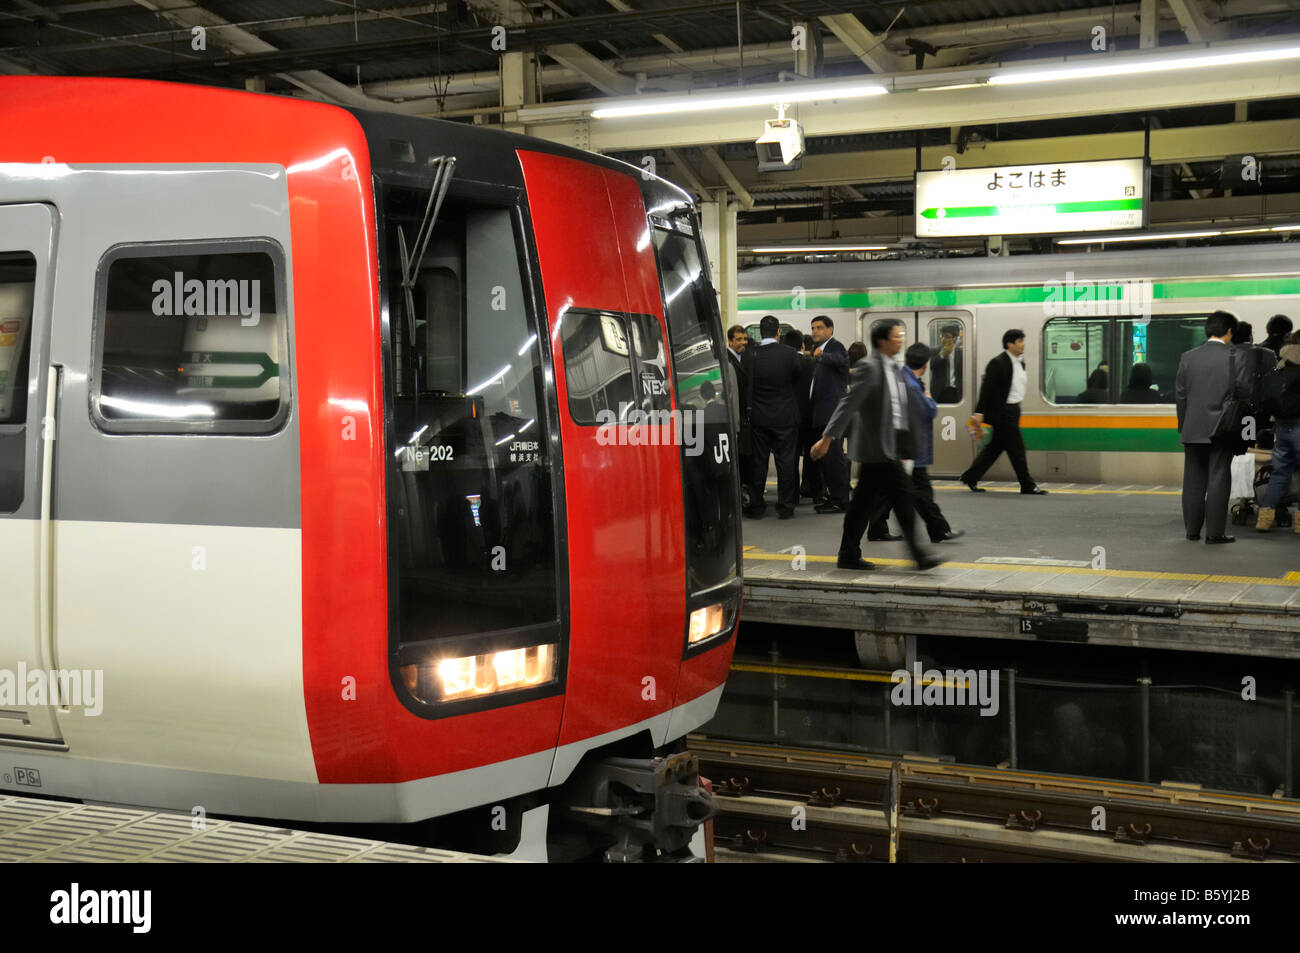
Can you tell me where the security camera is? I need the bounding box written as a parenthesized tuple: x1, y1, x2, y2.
(756, 112, 804, 172)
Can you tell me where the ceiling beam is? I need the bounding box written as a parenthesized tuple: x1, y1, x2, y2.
(818, 13, 907, 74)
(663, 147, 709, 196)
(1166, 0, 1232, 44)
(545, 42, 636, 95)
(526, 43, 1300, 151)
(710, 118, 1300, 191)
(701, 145, 754, 209)
(604, 0, 682, 53)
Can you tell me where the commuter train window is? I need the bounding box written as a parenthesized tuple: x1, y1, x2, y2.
(1116, 316, 1201, 403)
(1044, 316, 1197, 404)
(0, 252, 36, 512)
(384, 194, 558, 661)
(652, 220, 740, 594)
(1043, 319, 1112, 404)
(92, 242, 288, 433)
(927, 319, 964, 404)
(560, 310, 670, 425)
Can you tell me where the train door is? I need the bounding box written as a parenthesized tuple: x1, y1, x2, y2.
(517, 152, 685, 772)
(0, 202, 63, 745)
(921, 311, 974, 478)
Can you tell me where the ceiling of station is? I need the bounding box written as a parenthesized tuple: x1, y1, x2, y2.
(4, 0, 1300, 252)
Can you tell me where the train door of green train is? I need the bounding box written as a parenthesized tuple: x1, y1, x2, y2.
(921, 311, 973, 479)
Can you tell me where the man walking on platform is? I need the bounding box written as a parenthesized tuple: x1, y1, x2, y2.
(1176, 310, 1251, 543)
(745, 315, 803, 519)
(961, 329, 1047, 495)
(811, 319, 940, 572)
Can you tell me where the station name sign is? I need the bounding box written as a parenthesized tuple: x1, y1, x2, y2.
(914, 158, 1147, 237)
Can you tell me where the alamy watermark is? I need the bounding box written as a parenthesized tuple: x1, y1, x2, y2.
(595, 404, 729, 460)
(0, 664, 103, 716)
(151, 272, 261, 327)
(1043, 272, 1153, 323)
(890, 662, 1000, 717)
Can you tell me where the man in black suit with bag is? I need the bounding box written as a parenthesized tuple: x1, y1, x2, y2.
(745, 314, 804, 519)
(1176, 310, 1252, 543)
(960, 328, 1047, 495)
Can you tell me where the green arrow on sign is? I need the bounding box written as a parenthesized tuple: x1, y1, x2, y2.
(920, 198, 1143, 219)
(183, 351, 280, 389)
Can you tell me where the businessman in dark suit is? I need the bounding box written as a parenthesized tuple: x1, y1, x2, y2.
(960, 328, 1047, 495)
(1176, 310, 1251, 543)
(811, 318, 940, 572)
(746, 315, 804, 519)
(930, 323, 964, 404)
(807, 315, 851, 512)
(726, 325, 753, 507)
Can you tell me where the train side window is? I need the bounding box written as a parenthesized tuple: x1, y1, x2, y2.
(0, 252, 36, 512)
(91, 242, 288, 433)
(560, 310, 669, 424)
(1117, 316, 1201, 403)
(927, 319, 964, 404)
(1043, 319, 1113, 404)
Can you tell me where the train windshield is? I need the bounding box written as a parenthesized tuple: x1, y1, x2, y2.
(651, 215, 740, 594)
(381, 184, 560, 705)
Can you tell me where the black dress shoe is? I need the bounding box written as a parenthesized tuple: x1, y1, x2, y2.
(1206, 535, 1236, 544)
(933, 530, 966, 542)
(777, 509, 795, 520)
(961, 477, 985, 493)
(1021, 486, 1048, 495)
(1186, 533, 1201, 541)
(867, 532, 903, 542)
(836, 557, 876, 571)
(814, 502, 846, 514)
(915, 555, 943, 571)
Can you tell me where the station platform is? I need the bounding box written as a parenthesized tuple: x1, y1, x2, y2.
(0, 795, 515, 863)
(743, 479, 1300, 659)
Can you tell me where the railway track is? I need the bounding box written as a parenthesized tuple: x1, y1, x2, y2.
(691, 736, 1300, 863)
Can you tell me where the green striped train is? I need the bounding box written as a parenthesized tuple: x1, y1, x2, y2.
(738, 243, 1300, 484)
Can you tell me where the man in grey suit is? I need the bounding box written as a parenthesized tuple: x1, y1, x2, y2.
(811, 318, 940, 572)
(1176, 310, 1251, 543)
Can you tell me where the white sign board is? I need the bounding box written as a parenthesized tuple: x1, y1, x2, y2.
(915, 158, 1147, 237)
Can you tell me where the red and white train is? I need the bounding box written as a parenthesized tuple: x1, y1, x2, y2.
(0, 78, 741, 861)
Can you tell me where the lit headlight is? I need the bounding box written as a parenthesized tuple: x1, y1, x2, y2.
(688, 603, 727, 644)
(401, 644, 556, 703)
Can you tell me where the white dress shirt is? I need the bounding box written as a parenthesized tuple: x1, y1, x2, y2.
(881, 352, 908, 431)
(1007, 351, 1027, 406)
